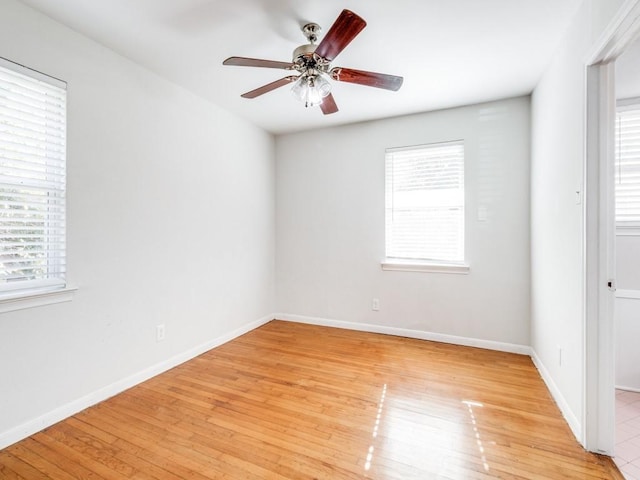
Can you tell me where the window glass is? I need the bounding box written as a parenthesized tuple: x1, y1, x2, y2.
(385, 141, 465, 263)
(0, 58, 67, 294)
(615, 107, 640, 230)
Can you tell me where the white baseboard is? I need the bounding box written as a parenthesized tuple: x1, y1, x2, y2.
(530, 348, 582, 443)
(0, 314, 273, 450)
(616, 385, 640, 393)
(275, 313, 532, 355)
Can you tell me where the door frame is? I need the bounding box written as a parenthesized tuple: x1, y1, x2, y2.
(584, 0, 640, 454)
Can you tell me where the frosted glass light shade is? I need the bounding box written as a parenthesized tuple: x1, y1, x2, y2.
(291, 74, 331, 107)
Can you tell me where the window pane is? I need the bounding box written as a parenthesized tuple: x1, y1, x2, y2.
(616, 108, 640, 227)
(0, 59, 66, 293)
(385, 141, 464, 262)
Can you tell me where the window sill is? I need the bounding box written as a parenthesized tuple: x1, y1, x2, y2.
(616, 227, 640, 236)
(381, 260, 470, 274)
(0, 286, 77, 314)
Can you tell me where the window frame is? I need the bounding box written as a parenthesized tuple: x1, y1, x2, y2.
(615, 99, 640, 236)
(0, 57, 74, 310)
(382, 140, 469, 274)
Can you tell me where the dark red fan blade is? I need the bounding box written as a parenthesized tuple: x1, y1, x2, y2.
(330, 67, 403, 91)
(241, 76, 297, 99)
(320, 93, 338, 115)
(223, 56, 294, 70)
(314, 10, 366, 61)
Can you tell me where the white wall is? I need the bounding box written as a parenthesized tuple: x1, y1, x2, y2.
(0, 0, 275, 446)
(615, 293, 640, 391)
(615, 225, 640, 391)
(615, 235, 640, 391)
(616, 34, 640, 100)
(530, 0, 625, 439)
(617, 236, 640, 290)
(276, 96, 531, 347)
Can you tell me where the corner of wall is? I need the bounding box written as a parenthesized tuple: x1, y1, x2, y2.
(530, 347, 583, 444)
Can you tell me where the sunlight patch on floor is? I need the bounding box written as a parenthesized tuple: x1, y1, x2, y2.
(365, 383, 387, 471)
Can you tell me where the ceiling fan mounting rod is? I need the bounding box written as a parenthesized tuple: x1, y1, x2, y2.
(302, 23, 321, 44)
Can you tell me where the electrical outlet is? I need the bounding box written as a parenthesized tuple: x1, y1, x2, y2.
(372, 298, 380, 311)
(156, 324, 166, 342)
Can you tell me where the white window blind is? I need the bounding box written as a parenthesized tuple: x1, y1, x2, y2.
(615, 107, 640, 228)
(0, 58, 67, 294)
(385, 141, 465, 263)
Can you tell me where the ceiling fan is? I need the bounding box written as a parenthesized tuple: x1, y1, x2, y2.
(222, 9, 403, 115)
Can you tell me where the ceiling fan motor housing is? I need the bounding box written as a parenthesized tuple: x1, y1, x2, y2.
(292, 22, 327, 71)
(292, 43, 316, 63)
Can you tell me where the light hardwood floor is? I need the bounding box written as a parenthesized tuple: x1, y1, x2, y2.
(0, 320, 623, 479)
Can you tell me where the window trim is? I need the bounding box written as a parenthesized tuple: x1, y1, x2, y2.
(0, 57, 70, 305)
(0, 285, 76, 314)
(616, 225, 640, 236)
(381, 260, 470, 274)
(384, 140, 467, 271)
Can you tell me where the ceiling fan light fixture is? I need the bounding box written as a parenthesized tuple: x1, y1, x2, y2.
(223, 9, 403, 115)
(291, 74, 331, 108)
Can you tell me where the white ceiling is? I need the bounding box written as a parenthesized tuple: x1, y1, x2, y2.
(18, 0, 583, 135)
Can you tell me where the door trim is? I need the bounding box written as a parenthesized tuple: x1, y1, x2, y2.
(583, 0, 640, 454)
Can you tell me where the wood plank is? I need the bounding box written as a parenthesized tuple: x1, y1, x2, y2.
(0, 320, 624, 479)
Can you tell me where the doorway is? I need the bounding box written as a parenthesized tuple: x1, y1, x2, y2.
(611, 34, 640, 477)
(584, 0, 640, 467)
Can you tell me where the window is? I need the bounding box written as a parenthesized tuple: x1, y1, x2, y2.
(615, 106, 640, 232)
(384, 140, 467, 273)
(0, 58, 67, 296)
